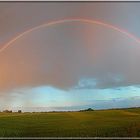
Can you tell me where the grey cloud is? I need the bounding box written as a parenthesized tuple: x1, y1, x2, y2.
(0, 3, 140, 92)
(0, 21, 140, 91)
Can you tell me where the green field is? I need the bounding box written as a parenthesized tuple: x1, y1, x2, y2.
(0, 108, 140, 137)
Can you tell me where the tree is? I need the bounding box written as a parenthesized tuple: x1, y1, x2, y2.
(86, 108, 94, 111)
(18, 110, 22, 113)
(3, 110, 12, 113)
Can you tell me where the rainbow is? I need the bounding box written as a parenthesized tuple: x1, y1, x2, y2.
(1, 18, 140, 53)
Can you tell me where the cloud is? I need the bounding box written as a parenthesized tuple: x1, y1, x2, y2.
(0, 85, 140, 111)
(1, 3, 140, 110)
(74, 78, 97, 89)
(0, 22, 140, 92)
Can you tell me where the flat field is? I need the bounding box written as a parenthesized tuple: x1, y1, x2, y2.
(0, 108, 140, 137)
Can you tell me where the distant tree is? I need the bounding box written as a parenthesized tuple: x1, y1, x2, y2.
(3, 110, 12, 113)
(79, 108, 94, 112)
(86, 108, 94, 111)
(18, 110, 22, 113)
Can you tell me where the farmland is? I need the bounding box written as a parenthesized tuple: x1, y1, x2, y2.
(0, 108, 140, 137)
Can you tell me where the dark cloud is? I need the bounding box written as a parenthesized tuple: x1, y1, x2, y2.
(0, 21, 140, 91)
(0, 3, 140, 94)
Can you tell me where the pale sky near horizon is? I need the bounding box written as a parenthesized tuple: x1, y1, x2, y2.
(0, 2, 140, 111)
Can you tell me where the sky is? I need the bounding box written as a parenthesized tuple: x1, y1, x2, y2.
(0, 2, 140, 111)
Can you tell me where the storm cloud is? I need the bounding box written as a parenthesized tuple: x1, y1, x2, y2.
(0, 21, 140, 91)
(0, 2, 140, 110)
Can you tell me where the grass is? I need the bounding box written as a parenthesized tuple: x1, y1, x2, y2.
(0, 108, 140, 137)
